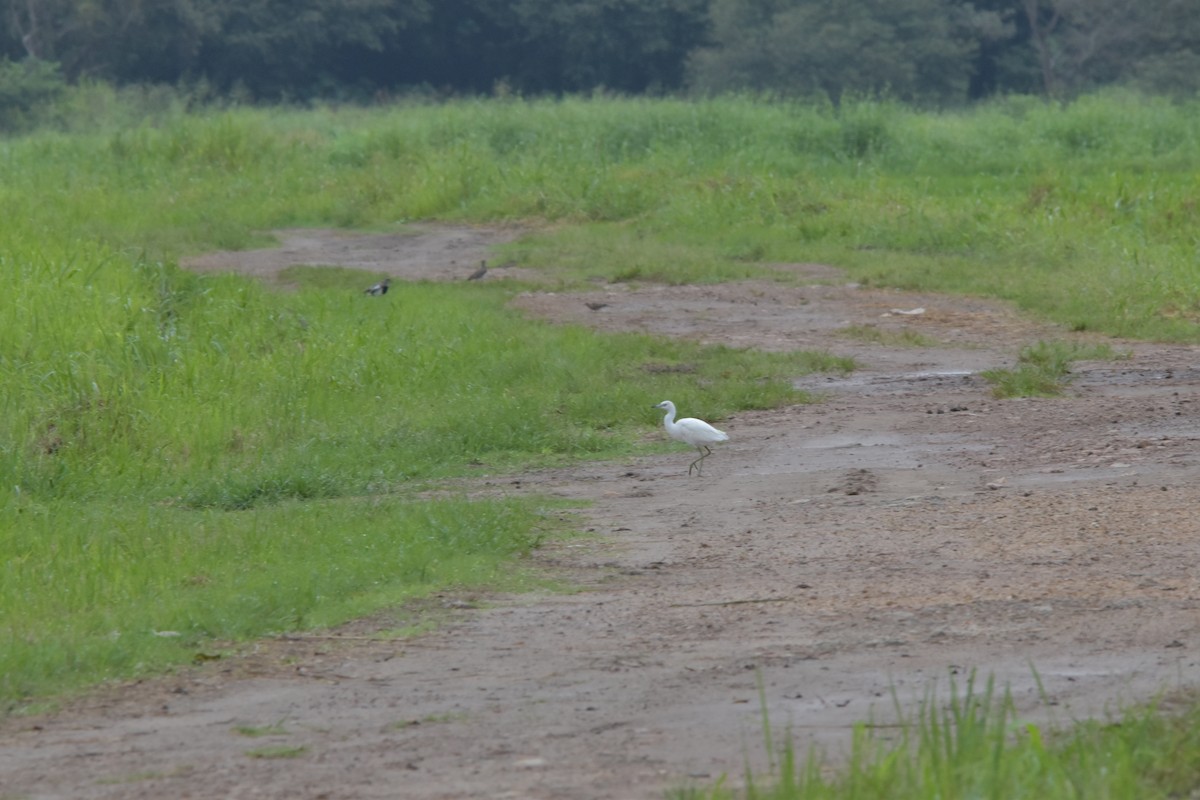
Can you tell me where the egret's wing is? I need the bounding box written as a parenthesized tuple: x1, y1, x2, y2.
(677, 418, 729, 443)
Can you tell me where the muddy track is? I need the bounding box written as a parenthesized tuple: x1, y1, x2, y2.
(3, 225, 1199, 799)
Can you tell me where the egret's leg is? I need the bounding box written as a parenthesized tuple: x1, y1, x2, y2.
(688, 445, 713, 476)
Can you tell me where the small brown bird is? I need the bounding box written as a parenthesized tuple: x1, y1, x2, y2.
(467, 260, 488, 281)
(585, 302, 609, 311)
(365, 278, 391, 295)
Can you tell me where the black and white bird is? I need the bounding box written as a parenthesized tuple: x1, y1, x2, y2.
(467, 260, 488, 281)
(653, 400, 729, 476)
(365, 278, 391, 295)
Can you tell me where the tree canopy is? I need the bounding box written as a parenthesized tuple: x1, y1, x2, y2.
(0, 0, 1196, 103)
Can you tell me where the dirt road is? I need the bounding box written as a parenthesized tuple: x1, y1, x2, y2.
(3, 225, 1199, 799)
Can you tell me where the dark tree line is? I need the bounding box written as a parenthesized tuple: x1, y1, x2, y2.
(692, 0, 1200, 103)
(1, 0, 1197, 104)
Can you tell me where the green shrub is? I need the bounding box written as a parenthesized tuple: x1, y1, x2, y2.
(0, 58, 66, 132)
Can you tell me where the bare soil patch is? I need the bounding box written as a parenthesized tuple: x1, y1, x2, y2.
(4, 225, 1200, 799)
(182, 223, 535, 286)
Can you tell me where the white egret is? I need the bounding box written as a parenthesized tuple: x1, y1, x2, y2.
(653, 400, 729, 476)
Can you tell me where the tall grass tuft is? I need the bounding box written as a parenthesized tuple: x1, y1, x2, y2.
(683, 673, 1200, 799)
(982, 340, 1125, 398)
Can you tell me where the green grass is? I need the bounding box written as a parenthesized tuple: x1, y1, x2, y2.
(1, 162, 844, 708)
(0, 494, 556, 704)
(982, 340, 1127, 397)
(95, 765, 195, 785)
(3, 266, 835, 505)
(7, 88, 1200, 338)
(234, 721, 290, 737)
(245, 745, 307, 759)
(3, 88, 1199, 726)
(677, 674, 1200, 800)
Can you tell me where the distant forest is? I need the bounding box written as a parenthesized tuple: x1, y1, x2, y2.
(2, 0, 1198, 104)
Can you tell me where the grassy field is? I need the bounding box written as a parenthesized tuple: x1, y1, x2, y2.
(3, 93, 871, 709)
(2, 244, 842, 705)
(16, 87, 1200, 339)
(3, 88, 1200, 791)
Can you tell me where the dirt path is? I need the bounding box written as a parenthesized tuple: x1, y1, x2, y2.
(4, 225, 1200, 799)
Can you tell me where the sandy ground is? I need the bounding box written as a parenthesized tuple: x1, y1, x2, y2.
(3, 224, 1199, 799)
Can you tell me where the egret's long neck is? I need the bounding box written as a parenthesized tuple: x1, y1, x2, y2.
(661, 407, 676, 427)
